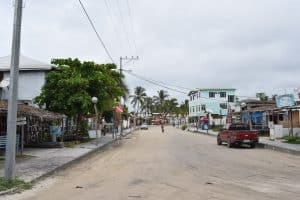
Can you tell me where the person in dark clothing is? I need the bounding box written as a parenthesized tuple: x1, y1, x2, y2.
(160, 119, 165, 133)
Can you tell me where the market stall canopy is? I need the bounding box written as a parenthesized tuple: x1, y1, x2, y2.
(0, 101, 64, 121)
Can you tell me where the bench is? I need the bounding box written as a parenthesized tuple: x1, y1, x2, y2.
(0, 134, 20, 154)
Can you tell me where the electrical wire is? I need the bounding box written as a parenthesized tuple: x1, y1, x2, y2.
(125, 71, 188, 94)
(125, 0, 138, 55)
(103, 0, 124, 54)
(78, 0, 116, 63)
(115, 0, 134, 55)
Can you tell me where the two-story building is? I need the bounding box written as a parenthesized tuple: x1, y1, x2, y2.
(188, 88, 236, 125)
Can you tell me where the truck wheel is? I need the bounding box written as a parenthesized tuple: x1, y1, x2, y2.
(217, 137, 222, 145)
(227, 139, 233, 148)
(250, 143, 256, 148)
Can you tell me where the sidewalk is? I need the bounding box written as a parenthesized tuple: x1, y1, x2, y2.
(0, 128, 137, 183)
(258, 137, 300, 155)
(187, 127, 300, 155)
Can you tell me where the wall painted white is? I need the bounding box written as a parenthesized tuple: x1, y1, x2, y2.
(1, 71, 46, 102)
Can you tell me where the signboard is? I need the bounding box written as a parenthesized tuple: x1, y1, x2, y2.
(275, 94, 295, 108)
(17, 117, 26, 126)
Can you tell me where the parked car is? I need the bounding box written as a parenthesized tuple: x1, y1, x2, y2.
(140, 123, 149, 130)
(217, 124, 259, 148)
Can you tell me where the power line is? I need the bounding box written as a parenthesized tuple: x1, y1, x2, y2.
(103, 0, 124, 54)
(125, 0, 138, 55)
(78, 0, 116, 63)
(115, 0, 134, 55)
(124, 71, 188, 94)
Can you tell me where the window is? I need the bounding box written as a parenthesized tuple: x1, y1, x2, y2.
(279, 114, 284, 121)
(220, 92, 226, 98)
(190, 96, 192, 101)
(220, 103, 227, 109)
(201, 105, 206, 111)
(228, 95, 235, 102)
(209, 92, 215, 98)
(192, 106, 195, 112)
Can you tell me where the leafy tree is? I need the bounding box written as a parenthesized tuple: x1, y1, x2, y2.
(130, 86, 147, 115)
(35, 58, 128, 137)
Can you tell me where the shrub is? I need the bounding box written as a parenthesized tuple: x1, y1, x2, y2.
(181, 125, 187, 130)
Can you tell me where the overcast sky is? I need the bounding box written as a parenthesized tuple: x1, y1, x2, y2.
(1, 0, 300, 103)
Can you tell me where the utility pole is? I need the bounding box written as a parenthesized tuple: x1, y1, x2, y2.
(119, 56, 138, 135)
(5, 0, 23, 180)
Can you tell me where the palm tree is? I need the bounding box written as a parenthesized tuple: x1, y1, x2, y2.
(141, 97, 153, 116)
(130, 86, 147, 116)
(153, 90, 169, 114)
(166, 98, 179, 115)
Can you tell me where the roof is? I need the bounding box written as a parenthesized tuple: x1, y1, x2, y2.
(0, 101, 64, 121)
(197, 88, 236, 91)
(0, 55, 56, 71)
(240, 99, 275, 105)
(188, 88, 236, 96)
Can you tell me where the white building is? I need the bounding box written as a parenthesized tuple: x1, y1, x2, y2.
(0, 55, 56, 104)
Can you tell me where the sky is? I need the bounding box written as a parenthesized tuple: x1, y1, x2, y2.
(1, 0, 300, 104)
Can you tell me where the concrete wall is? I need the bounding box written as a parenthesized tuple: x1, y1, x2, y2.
(1, 71, 46, 102)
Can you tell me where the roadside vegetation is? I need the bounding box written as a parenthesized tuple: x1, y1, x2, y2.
(0, 177, 32, 192)
(282, 136, 300, 144)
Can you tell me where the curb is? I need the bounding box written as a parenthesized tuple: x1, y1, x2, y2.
(256, 142, 300, 156)
(0, 188, 18, 196)
(0, 129, 137, 196)
(188, 129, 300, 156)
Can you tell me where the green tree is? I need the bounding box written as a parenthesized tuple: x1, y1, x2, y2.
(130, 86, 147, 116)
(35, 58, 128, 137)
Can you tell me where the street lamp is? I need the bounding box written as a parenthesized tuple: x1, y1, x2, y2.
(92, 97, 99, 144)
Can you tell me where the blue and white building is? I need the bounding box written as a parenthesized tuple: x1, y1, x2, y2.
(188, 88, 237, 125)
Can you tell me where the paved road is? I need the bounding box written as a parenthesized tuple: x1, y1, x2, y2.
(5, 126, 300, 200)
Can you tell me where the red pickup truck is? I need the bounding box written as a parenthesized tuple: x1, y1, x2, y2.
(217, 124, 259, 148)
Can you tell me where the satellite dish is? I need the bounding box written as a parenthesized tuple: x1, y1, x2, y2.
(0, 78, 10, 88)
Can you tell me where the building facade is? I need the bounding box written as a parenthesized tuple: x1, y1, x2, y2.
(0, 55, 55, 104)
(188, 88, 236, 125)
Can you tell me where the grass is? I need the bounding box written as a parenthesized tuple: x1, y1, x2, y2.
(282, 136, 300, 144)
(0, 177, 32, 192)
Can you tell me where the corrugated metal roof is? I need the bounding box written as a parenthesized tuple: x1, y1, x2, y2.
(0, 55, 56, 71)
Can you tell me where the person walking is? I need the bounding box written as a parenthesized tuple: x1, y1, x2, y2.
(160, 119, 165, 133)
